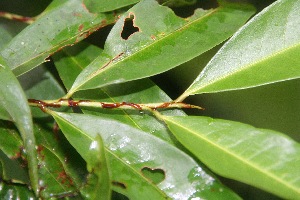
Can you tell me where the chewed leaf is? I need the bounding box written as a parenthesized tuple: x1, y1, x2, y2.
(1, 0, 117, 76)
(179, 0, 300, 100)
(162, 115, 300, 199)
(50, 111, 241, 200)
(67, 0, 255, 96)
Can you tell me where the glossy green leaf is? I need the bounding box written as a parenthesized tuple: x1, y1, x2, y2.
(53, 43, 178, 144)
(20, 65, 66, 118)
(0, 120, 23, 158)
(53, 42, 241, 198)
(180, 0, 300, 99)
(50, 111, 241, 200)
(0, 182, 36, 200)
(0, 18, 27, 48)
(80, 135, 111, 200)
(67, 0, 255, 96)
(0, 150, 29, 184)
(0, 0, 117, 76)
(0, 57, 38, 194)
(53, 42, 103, 91)
(0, 106, 10, 121)
(83, 0, 139, 13)
(0, 19, 27, 120)
(43, 109, 111, 199)
(33, 120, 86, 199)
(159, 0, 197, 7)
(0, 120, 28, 184)
(162, 115, 300, 199)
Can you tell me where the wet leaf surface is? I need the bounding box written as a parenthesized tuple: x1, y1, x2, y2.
(51, 111, 242, 200)
(53, 42, 241, 199)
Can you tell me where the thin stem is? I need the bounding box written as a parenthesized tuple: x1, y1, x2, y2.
(175, 92, 190, 103)
(28, 99, 203, 112)
(0, 11, 35, 24)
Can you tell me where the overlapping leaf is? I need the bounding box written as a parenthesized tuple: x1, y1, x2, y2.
(0, 121, 28, 184)
(0, 57, 38, 194)
(20, 65, 66, 118)
(45, 112, 111, 199)
(67, 0, 255, 96)
(162, 115, 300, 199)
(179, 0, 300, 100)
(50, 111, 241, 200)
(53, 42, 241, 198)
(0, 19, 27, 120)
(0, 0, 117, 76)
(53, 43, 178, 144)
(79, 135, 111, 200)
(83, 0, 139, 13)
(33, 120, 86, 199)
(0, 182, 36, 199)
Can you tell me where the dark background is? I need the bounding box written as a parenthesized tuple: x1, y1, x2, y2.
(1, 1, 297, 199)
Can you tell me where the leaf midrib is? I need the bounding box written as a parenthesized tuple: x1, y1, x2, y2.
(71, 6, 221, 93)
(187, 37, 300, 95)
(9, 12, 108, 75)
(164, 116, 300, 195)
(53, 112, 168, 198)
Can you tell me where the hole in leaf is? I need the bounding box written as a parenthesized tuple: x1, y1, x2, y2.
(121, 14, 140, 40)
(161, 0, 218, 18)
(112, 181, 127, 189)
(141, 167, 165, 184)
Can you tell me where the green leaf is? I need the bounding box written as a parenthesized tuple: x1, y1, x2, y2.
(0, 150, 29, 184)
(0, 120, 23, 158)
(0, 182, 36, 200)
(80, 135, 111, 200)
(0, 120, 28, 184)
(83, 0, 139, 13)
(50, 111, 111, 199)
(33, 119, 86, 199)
(159, 0, 197, 7)
(0, 57, 38, 194)
(20, 65, 66, 118)
(53, 42, 241, 198)
(0, 18, 27, 48)
(0, 106, 10, 121)
(0, 0, 117, 76)
(162, 115, 300, 199)
(53, 42, 179, 144)
(53, 42, 103, 91)
(67, 0, 255, 96)
(50, 111, 242, 200)
(180, 0, 300, 99)
(0, 19, 27, 120)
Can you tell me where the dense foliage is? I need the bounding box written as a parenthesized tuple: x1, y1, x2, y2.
(0, 0, 299, 199)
